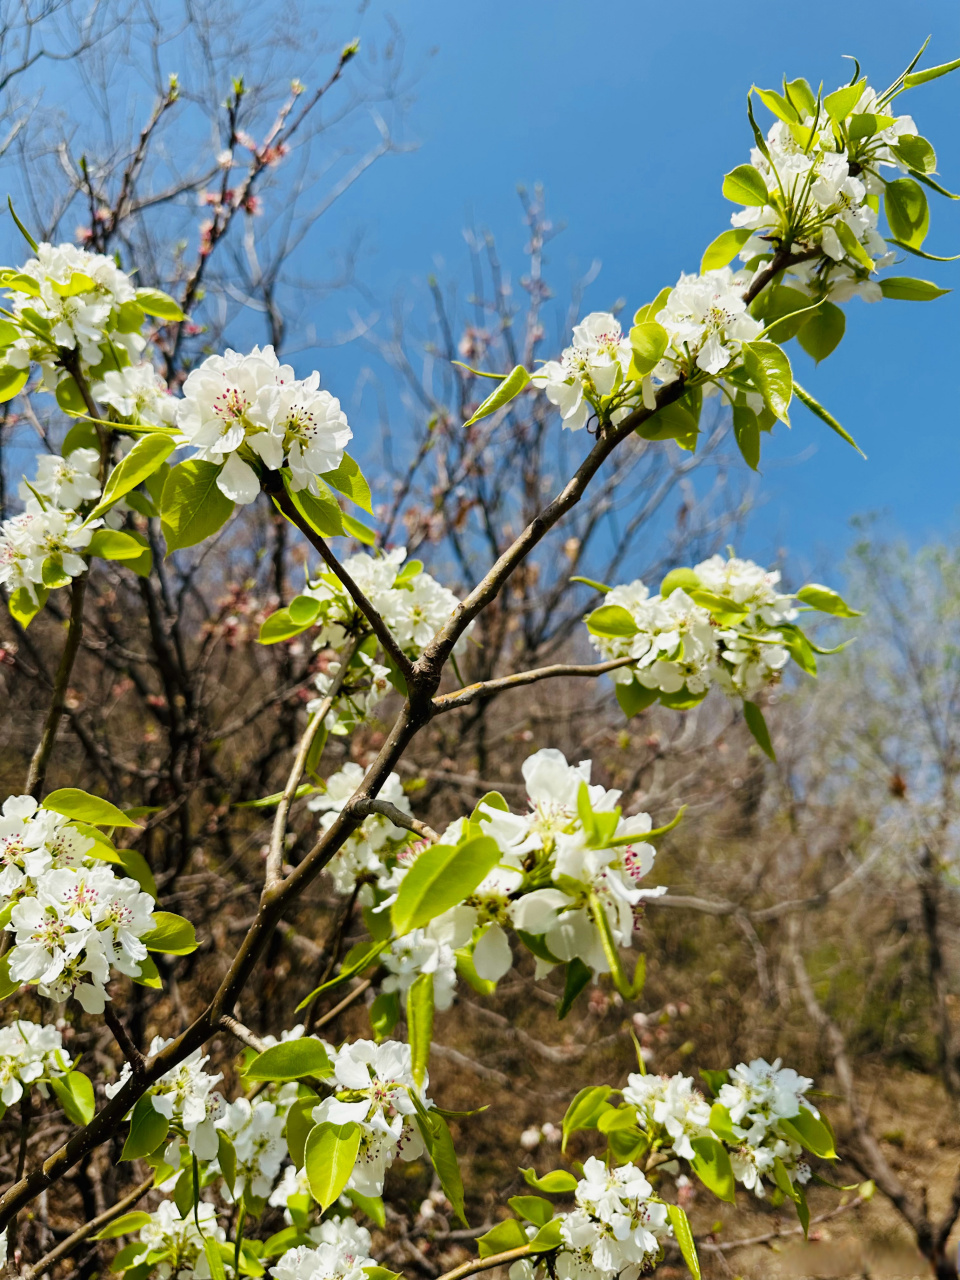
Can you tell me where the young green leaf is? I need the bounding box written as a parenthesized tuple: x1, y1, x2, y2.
(558, 957, 592, 1020)
(141, 911, 198, 955)
(796, 302, 845, 363)
(884, 178, 930, 249)
(743, 701, 775, 761)
(823, 79, 866, 122)
(342, 513, 377, 545)
(793, 381, 864, 457)
(690, 1135, 736, 1202)
(391, 835, 501, 935)
(507, 1196, 554, 1227)
(91, 434, 176, 520)
(121, 1095, 169, 1161)
(615, 680, 657, 719)
(584, 604, 638, 638)
(50, 1071, 95, 1126)
(281, 474, 344, 538)
(42, 788, 142, 828)
(87, 529, 149, 561)
(407, 971, 434, 1088)
(879, 276, 951, 301)
(666, 1204, 701, 1279)
(700, 228, 753, 272)
(721, 164, 769, 206)
(795, 583, 861, 617)
(477, 1220, 528, 1258)
(136, 287, 186, 321)
(304, 1121, 362, 1211)
(732, 403, 760, 470)
(520, 1167, 578, 1194)
(0, 365, 30, 404)
(627, 321, 668, 375)
(463, 365, 530, 428)
(561, 1085, 613, 1151)
(92, 1212, 154, 1241)
(244, 1038, 334, 1082)
(321, 454, 373, 513)
(161, 460, 235, 553)
(778, 1106, 837, 1159)
(741, 341, 792, 423)
(904, 56, 960, 87)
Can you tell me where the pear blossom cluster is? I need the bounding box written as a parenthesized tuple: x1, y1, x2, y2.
(530, 312, 633, 432)
(176, 345, 352, 504)
(0, 501, 98, 604)
(0, 1019, 74, 1110)
(215, 1095, 290, 1201)
(733, 83, 919, 299)
(310, 1039, 430, 1196)
(622, 1071, 712, 1161)
(586, 554, 801, 701)
(128, 1201, 224, 1280)
(511, 1158, 672, 1280)
(718, 1057, 815, 1196)
(654, 267, 764, 381)
(301, 547, 470, 658)
(0, 795, 156, 1012)
(106, 1036, 225, 1160)
(307, 653, 393, 738)
(308, 764, 413, 895)
(271, 1219, 377, 1280)
(1, 242, 145, 387)
(367, 748, 665, 992)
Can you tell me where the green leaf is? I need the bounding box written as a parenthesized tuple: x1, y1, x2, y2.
(204, 1237, 227, 1280)
(722, 164, 769, 206)
(321, 453, 373, 514)
(521, 1167, 578, 1194)
(778, 1105, 837, 1159)
(628, 321, 668, 375)
(283, 1098, 316, 1170)
(42, 788, 141, 829)
(117, 300, 146, 333)
(87, 530, 148, 562)
(464, 365, 530, 427)
(752, 85, 799, 123)
(62, 420, 101, 455)
(508, 1196, 553, 1227)
(690, 1135, 736, 1203)
(773, 1154, 801, 1202)
(56, 376, 88, 416)
(570, 575, 611, 593)
(305, 1121, 361, 1211)
(904, 56, 960, 87)
(0, 953, 19, 999)
(362, 1269, 401, 1280)
(135, 288, 186, 322)
(633, 287, 671, 326)
(369, 990, 401, 1041)
(218, 1130, 237, 1195)
(796, 583, 861, 617)
(258, 608, 314, 645)
(161, 460, 234, 553)
(615, 680, 657, 719)
(637, 392, 700, 448)
(885, 240, 960, 261)
(121, 1095, 169, 1161)
(778, 624, 817, 676)
(416, 1110, 467, 1226)
(342, 512, 377, 545)
(346, 1190, 387, 1228)
(885, 178, 929, 249)
(742, 341, 792, 423)
(879, 275, 951, 301)
(701, 228, 753, 272)
(50, 1070, 95, 1126)
(793, 381, 864, 457)
(7, 198, 39, 251)
(562, 1086, 613, 1151)
(244, 1038, 333, 1082)
(528, 1219, 564, 1252)
(0, 364, 29, 403)
(797, 302, 845, 363)
(8, 585, 47, 629)
(847, 112, 896, 141)
(732, 403, 760, 470)
(666, 1204, 701, 1279)
(743, 701, 775, 761)
(282, 473, 344, 538)
(93, 1211, 153, 1241)
(708, 1101, 738, 1143)
(660, 568, 700, 597)
(477, 1220, 528, 1258)
(133, 956, 162, 989)
(824, 79, 866, 122)
(407, 971, 434, 1089)
(585, 604, 637, 638)
(558, 957, 592, 1020)
(893, 134, 938, 176)
(295, 939, 388, 1010)
(785, 77, 817, 116)
(141, 911, 197, 955)
(391, 834, 501, 935)
(92, 435, 176, 520)
(698, 1068, 729, 1098)
(834, 219, 876, 270)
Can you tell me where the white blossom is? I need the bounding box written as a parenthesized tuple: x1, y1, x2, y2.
(655, 267, 763, 379)
(107, 1036, 225, 1160)
(623, 1072, 712, 1161)
(22, 448, 101, 509)
(271, 1219, 376, 1280)
(531, 312, 633, 431)
(0, 1019, 74, 1109)
(308, 764, 412, 895)
(0, 502, 98, 603)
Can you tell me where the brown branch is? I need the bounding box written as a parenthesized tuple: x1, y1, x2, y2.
(434, 1244, 535, 1280)
(103, 1007, 146, 1080)
(266, 635, 359, 888)
(431, 656, 636, 713)
(20, 1175, 155, 1280)
(350, 798, 437, 842)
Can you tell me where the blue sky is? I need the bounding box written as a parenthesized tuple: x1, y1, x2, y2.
(312, 0, 960, 571)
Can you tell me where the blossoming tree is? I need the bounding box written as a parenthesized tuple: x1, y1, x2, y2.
(0, 38, 958, 1280)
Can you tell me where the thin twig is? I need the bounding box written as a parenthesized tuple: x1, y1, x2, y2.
(431, 656, 636, 713)
(350, 798, 438, 842)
